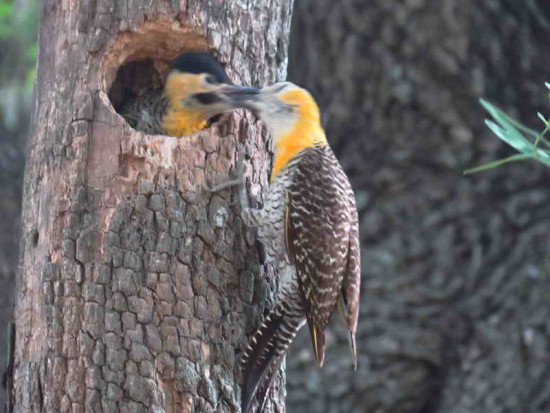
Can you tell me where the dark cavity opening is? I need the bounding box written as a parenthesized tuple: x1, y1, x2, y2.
(108, 58, 166, 114)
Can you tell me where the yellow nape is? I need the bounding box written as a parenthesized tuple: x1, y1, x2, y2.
(271, 89, 327, 180)
(162, 71, 209, 137)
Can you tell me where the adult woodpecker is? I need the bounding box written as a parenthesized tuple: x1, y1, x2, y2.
(120, 52, 239, 137)
(214, 82, 361, 412)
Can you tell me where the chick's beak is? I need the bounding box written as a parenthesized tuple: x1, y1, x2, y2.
(217, 85, 260, 110)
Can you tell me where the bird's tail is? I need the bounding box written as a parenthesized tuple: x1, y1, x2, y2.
(337, 217, 361, 371)
(337, 294, 357, 370)
(241, 292, 305, 413)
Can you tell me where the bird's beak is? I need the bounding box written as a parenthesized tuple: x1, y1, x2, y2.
(217, 85, 260, 110)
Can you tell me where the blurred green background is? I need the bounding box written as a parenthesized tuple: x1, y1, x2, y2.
(0, 0, 37, 273)
(0, 1, 37, 408)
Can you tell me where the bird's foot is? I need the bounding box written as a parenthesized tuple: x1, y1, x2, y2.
(206, 143, 246, 192)
(206, 177, 243, 192)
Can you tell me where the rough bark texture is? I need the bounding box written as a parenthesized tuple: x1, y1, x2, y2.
(11, 1, 293, 412)
(286, 1, 550, 412)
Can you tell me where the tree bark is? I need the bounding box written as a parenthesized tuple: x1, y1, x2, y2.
(287, 1, 550, 412)
(11, 1, 294, 412)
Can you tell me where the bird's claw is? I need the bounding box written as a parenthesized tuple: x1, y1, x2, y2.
(206, 178, 244, 193)
(206, 143, 246, 193)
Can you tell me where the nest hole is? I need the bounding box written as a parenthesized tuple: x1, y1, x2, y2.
(108, 59, 165, 112)
(102, 22, 213, 120)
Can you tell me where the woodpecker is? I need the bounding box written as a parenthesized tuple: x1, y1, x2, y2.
(120, 52, 240, 137)
(215, 82, 361, 412)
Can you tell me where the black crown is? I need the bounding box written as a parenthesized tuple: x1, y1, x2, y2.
(171, 52, 230, 84)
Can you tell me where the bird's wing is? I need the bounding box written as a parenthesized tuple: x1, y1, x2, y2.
(286, 146, 353, 367)
(338, 188, 361, 369)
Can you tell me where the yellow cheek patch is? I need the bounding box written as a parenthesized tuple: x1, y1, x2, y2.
(164, 72, 206, 108)
(162, 72, 210, 137)
(271, 89, 327, 180)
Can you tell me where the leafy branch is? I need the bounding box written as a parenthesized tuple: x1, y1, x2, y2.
(464, 82, 550, 174)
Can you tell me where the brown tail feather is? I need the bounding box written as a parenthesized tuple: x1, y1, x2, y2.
(306, 319, 326, 368)
(241, 297, 304, 413)
(338, 294, 357, 370)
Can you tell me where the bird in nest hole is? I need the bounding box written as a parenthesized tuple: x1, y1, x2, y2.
(120, 52, 252, 137)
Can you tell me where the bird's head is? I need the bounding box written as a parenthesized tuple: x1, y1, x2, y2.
(162, 52, 257, 136)
(221, 81, 325, 145)
(220, 81, 328, 179)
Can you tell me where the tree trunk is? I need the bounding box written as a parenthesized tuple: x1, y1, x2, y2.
(11, 1, 294, 412)
(287, 1, 550, 412)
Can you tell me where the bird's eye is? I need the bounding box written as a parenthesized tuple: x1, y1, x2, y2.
(204, 74, 218, 85)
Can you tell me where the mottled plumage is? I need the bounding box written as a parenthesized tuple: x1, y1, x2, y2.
(240, 142, 360, 412)
(208, 81, 361, 412)
(287, 144, 360, 368)
(120, 93, 169, 135)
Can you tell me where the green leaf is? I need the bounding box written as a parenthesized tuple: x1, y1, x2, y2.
(483, 119, 532, 153)
(480, 99, 539, 138)
(537, 112, 548, 125)
(479, 99, 550, 164)
(467, 85, 550, 174)
(464, 154, 534, 175)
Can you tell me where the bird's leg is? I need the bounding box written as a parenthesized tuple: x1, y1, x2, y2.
(207, 143, 245, 192)
(207, 144, 255, 226)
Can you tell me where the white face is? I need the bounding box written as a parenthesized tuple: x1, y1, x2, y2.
(246, 82, 302, 142)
